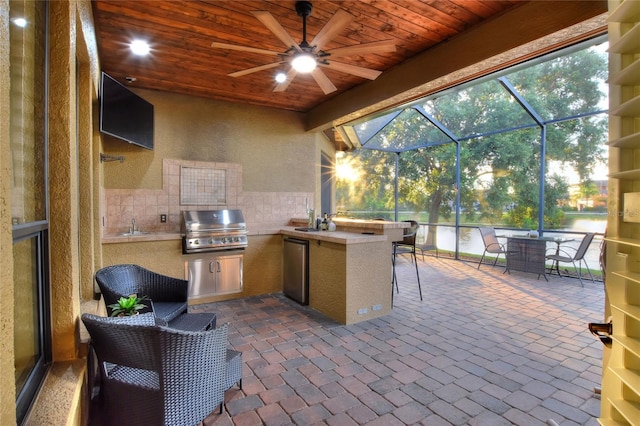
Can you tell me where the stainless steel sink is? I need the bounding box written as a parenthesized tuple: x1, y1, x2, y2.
(117, 231, 151, 236)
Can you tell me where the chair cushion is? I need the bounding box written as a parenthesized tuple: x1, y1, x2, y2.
(153, 301, 188, 322)
(168, 313, 216, 332)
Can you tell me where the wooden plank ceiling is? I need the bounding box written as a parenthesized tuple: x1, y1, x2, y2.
(92, 0, 522, 113)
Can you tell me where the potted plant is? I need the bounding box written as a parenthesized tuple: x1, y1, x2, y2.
(108, 294, 149, 317)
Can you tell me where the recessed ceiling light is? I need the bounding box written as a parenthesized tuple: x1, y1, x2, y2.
(130, 40, 150, 56)
(275, 72, 287, 83)
(12, 17, 27, 28)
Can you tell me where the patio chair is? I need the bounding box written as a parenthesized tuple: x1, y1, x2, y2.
(82, 313, 242, 425)
(95, 264, 188, 323)
(417, 225, 438, 260)
(392, 220, 423, 301)
(477, 227, 507, 269)
(546, 233, 595, 286)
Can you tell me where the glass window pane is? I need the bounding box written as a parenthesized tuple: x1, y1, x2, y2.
(460, 128, 541, 229)
(362, 108, 454, 152)
(398, 143, 457, 253)
(336, 150, 396, 219)
(508, 44, 608, 121)
(397, 143, 457, 224)
(421, 79, 537, 140)
(13, 236, 40, 395)
(544, 116, 608, 231)
(354, 110, 401, 145)
(10, 0, 48, 224)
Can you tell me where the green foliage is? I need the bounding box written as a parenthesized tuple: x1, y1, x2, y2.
(336, 45, 607, 228)
(108, 295, 148, 317)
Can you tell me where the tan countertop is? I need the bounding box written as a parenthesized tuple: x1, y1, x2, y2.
(101, 218, 408, 244)
(332, 217, 409, 230)
(102, 232, 182, 244)
(101, 228, 387, 245)
(280, 226, 387, 244)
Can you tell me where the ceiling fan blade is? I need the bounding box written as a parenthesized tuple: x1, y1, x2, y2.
(251, 10, 302, 52)
(311, 68, 337, 94)
(211, 41, 282, 56)
(273, 69, 298, 92)
(325, 40, 396, 58)
(229, 62, 283, 78)
(310, 9, 354, 51)
(320, 61, 382, 80)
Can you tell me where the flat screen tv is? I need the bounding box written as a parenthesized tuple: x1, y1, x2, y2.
(99, 72, 154, 150)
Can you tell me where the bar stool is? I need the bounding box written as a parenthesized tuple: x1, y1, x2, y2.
(392, 220, 423, 302)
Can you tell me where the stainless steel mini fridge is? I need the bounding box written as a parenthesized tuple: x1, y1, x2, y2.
(283, 237, 309, 305)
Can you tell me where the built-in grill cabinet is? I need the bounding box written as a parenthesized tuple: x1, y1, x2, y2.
(181, 209, 247, 300)
(184, 253, 243, 300)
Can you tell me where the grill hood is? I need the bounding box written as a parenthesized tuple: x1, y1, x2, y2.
(181, 209, 246, 235)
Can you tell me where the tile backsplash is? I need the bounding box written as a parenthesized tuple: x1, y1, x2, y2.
(103, 158, 313, 235)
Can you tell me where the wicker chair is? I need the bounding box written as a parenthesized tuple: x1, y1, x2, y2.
(82, 313, 242, 425)
(95, 264, 188, 322)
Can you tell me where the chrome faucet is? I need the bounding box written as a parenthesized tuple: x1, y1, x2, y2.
(131, 218, 137, 233)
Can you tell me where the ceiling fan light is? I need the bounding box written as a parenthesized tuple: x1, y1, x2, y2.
(291, 53, 316, 73)
(275, 72, 287, 83)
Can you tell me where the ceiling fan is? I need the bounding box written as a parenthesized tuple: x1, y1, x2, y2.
(211, 1, 396, 94)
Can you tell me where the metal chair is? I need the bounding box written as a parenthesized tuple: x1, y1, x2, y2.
(417, 225, 438, 260)
(95, 264, 188, 323)
(546, 233, 595, 286)
(392, 220, 423, 301)
(82, 313, 242, 425)
(477, 227, 507, 269)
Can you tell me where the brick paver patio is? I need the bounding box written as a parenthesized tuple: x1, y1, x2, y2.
(197, 255, 605, 426)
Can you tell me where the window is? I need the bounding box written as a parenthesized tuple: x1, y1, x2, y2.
(336, 37, 608, 259)
(10, 0, 50, 423)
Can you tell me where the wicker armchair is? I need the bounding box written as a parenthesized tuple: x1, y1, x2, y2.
(82, 313, 241, 425)
(95, 264, 188, 322)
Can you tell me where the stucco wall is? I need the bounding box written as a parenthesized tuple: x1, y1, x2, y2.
(0, 1, 15, 423)
(102, 89, 319, 193)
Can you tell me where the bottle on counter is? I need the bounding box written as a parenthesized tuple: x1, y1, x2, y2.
(321, 213, 328, 231)
(307, 209, 315, 228)
(327, 216, 336, 232)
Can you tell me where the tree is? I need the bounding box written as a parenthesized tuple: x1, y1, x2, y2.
(336, 45, 607, 231)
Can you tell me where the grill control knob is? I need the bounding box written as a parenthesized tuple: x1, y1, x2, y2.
(193, 239, 199, 245)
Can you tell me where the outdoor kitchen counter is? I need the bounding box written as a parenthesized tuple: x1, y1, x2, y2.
(101, 232, 182, 243)
(100, 221, 408, 325)
(279, 219, 408, 325)
(279, 227, 387, 244)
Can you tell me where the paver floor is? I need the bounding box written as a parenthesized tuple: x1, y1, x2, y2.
(198, 255, 605, 426)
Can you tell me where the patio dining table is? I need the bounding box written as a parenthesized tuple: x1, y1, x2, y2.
(502, 234, 574, 280)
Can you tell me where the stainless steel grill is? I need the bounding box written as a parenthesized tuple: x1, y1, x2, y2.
(181, 209, 248, 254)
